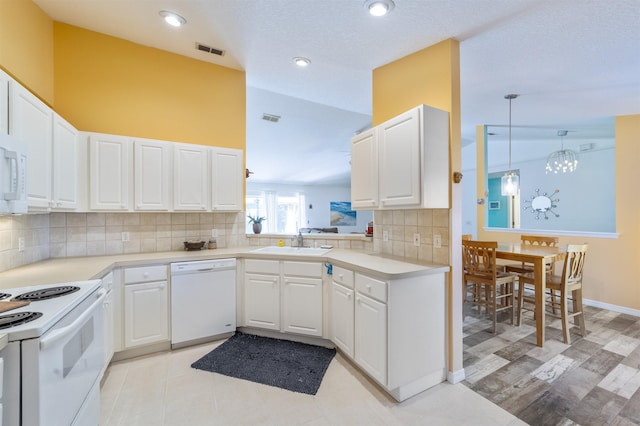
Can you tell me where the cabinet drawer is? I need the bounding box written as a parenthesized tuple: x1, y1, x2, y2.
(245, 259, 280, 274)
(355, 273, 387, 303)
(283, 261, 322, 278)
(124, 265, 167, 284)
(332, 265, 354, 289)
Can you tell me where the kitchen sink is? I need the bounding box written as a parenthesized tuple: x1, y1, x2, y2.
(249, 246, 332, 256)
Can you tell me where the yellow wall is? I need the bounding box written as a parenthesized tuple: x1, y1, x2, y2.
(372, 38, 463, 377)
(477, 114, 640, 311)
(53, 23, 245, 149)
(372, 39, 459, 127)
(0, 0, 54, 104)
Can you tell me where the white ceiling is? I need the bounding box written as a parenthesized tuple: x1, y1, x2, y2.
(34, 0, 640, 184)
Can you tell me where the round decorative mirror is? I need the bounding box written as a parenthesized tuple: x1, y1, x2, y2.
(524, 188, 560, 220)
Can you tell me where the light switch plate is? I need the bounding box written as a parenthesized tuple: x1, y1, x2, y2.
(383, 230, 389, 241)
(18, 237, 25, 252)
(211, 229, 218, 238)
(122, 232, 130, 242)
(434, 234, 442, 248)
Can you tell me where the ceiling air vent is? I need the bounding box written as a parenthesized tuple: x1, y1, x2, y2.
(262, 113, 281, 123)
(195, 42, 225, 56)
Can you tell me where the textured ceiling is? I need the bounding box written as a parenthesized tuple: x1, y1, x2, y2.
(34, 0, 640, 184)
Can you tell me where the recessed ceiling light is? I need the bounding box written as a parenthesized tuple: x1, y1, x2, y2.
(159, 10, 187, 27)
(293, 57, 311, 67)
(364, 0, 395, 16)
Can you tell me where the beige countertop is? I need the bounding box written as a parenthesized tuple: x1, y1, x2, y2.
(0, 247, 450, 289)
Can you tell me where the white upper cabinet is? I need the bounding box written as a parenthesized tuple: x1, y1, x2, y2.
(351, 104, 450, 210)
(210, 147, 243, 211)
(134, 138, 171, 211)
(52, 114, 79, 210)
(9, 81, 54, 209)
(89, 133, 132, 211)
(350, 128, 378, 209)
(378, 107, 422, 207)
(173, 143, 209, 211)
(0, 70, 8, 135)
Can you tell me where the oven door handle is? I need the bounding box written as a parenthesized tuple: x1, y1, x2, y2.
(40, 289, 107, 350)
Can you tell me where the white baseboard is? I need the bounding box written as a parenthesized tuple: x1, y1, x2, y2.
(447, 368, 466, 384)
(583, 298, 640, 317)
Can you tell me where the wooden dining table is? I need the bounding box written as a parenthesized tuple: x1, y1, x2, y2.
(496, 243, 566, 347)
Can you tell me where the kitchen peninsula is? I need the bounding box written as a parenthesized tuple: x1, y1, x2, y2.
(0, 246, 449, 402)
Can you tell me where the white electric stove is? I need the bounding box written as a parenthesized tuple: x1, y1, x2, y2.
(0, 280, 105, 426)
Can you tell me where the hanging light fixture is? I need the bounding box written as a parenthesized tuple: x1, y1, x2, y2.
(501, 94, 520, 196)
(545, 130, 578, 174)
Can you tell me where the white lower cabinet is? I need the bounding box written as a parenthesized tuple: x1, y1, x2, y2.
(330, 266, 355, 358)
(355, 292, 387, 384)
(123, 265, 169, 348)
(282, 276, 323, 337)
(328, 267, 446, 402)
(244, 272, 280, 330)
(243, 259, 323, 337)
(354, 273, 388, 385)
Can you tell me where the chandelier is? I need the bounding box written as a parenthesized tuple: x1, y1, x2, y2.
(501, 94, 519, 196)
(545, 130, 578, 174)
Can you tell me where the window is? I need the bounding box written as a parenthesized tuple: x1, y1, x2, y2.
(246, 191, 306, 234)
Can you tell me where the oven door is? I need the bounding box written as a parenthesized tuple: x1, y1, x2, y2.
(22, 288, 106, 426)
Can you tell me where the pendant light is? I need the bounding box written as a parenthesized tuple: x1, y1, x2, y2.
(545, 130, 578, 174)
(501, 94, 520, 196)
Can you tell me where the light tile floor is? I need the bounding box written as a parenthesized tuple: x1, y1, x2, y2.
(100, 339, 525, 426)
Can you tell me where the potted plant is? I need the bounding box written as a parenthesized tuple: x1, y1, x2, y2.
(247, 215, 266, 234)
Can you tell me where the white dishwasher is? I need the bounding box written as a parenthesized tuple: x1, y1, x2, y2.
(170, 258, 236, 348)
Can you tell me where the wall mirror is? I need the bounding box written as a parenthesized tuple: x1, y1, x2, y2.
(476, 120, 616, 233)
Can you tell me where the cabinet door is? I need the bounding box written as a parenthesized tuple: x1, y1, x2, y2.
(330, 281, 354, 357)
(124, 280, 169, 348)
(211, 147, 243, 211)
(0, 70, 8, 135)
(378, 107, 421, 208)
(9, 81, 53, 209)
(355, 293, 387, 385)
(350, 128, 378, 209)
(174, 143, 208, 211)
(283, 276, 323, 336)
(244, 273, 280, 330)
(52, 114, 79, 209)
(89, 134, 131, 210)
(134, 138, 171, 211)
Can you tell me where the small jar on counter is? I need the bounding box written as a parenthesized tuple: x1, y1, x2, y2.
(208, 238, 217, 249)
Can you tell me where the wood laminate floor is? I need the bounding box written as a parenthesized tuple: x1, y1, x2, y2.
(463, 304, 640, 426)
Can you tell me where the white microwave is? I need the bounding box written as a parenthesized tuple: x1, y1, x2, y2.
(0, 132, 27, 214)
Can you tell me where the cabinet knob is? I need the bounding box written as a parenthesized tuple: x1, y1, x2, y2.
(143, 272, 149, 278)
(338, 274, 343, 279)
(366, 284, 372, 291)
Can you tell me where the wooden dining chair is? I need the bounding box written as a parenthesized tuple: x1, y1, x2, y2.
(505, 235, 560, 275)
(517, 244, 588, 344)
(462, 240, 517, 333)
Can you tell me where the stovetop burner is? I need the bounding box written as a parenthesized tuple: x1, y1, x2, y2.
(0, 312, 44, 330)
(0, 293, 11, 301)
(12, 286, 80, 302)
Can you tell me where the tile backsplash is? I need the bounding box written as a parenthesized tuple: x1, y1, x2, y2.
(0, 208, 450, 273)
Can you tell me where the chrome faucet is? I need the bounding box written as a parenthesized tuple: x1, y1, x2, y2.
(297, 230, 304, 248)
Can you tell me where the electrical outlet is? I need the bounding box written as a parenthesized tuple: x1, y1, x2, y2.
(382, 230, 389, 242)
(211, 228, 218, 238)
(18, 237, 25, 252)
(433, 234, 442, 248)
(413, 233, 420, 247)
(121, 232, 130, 242)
